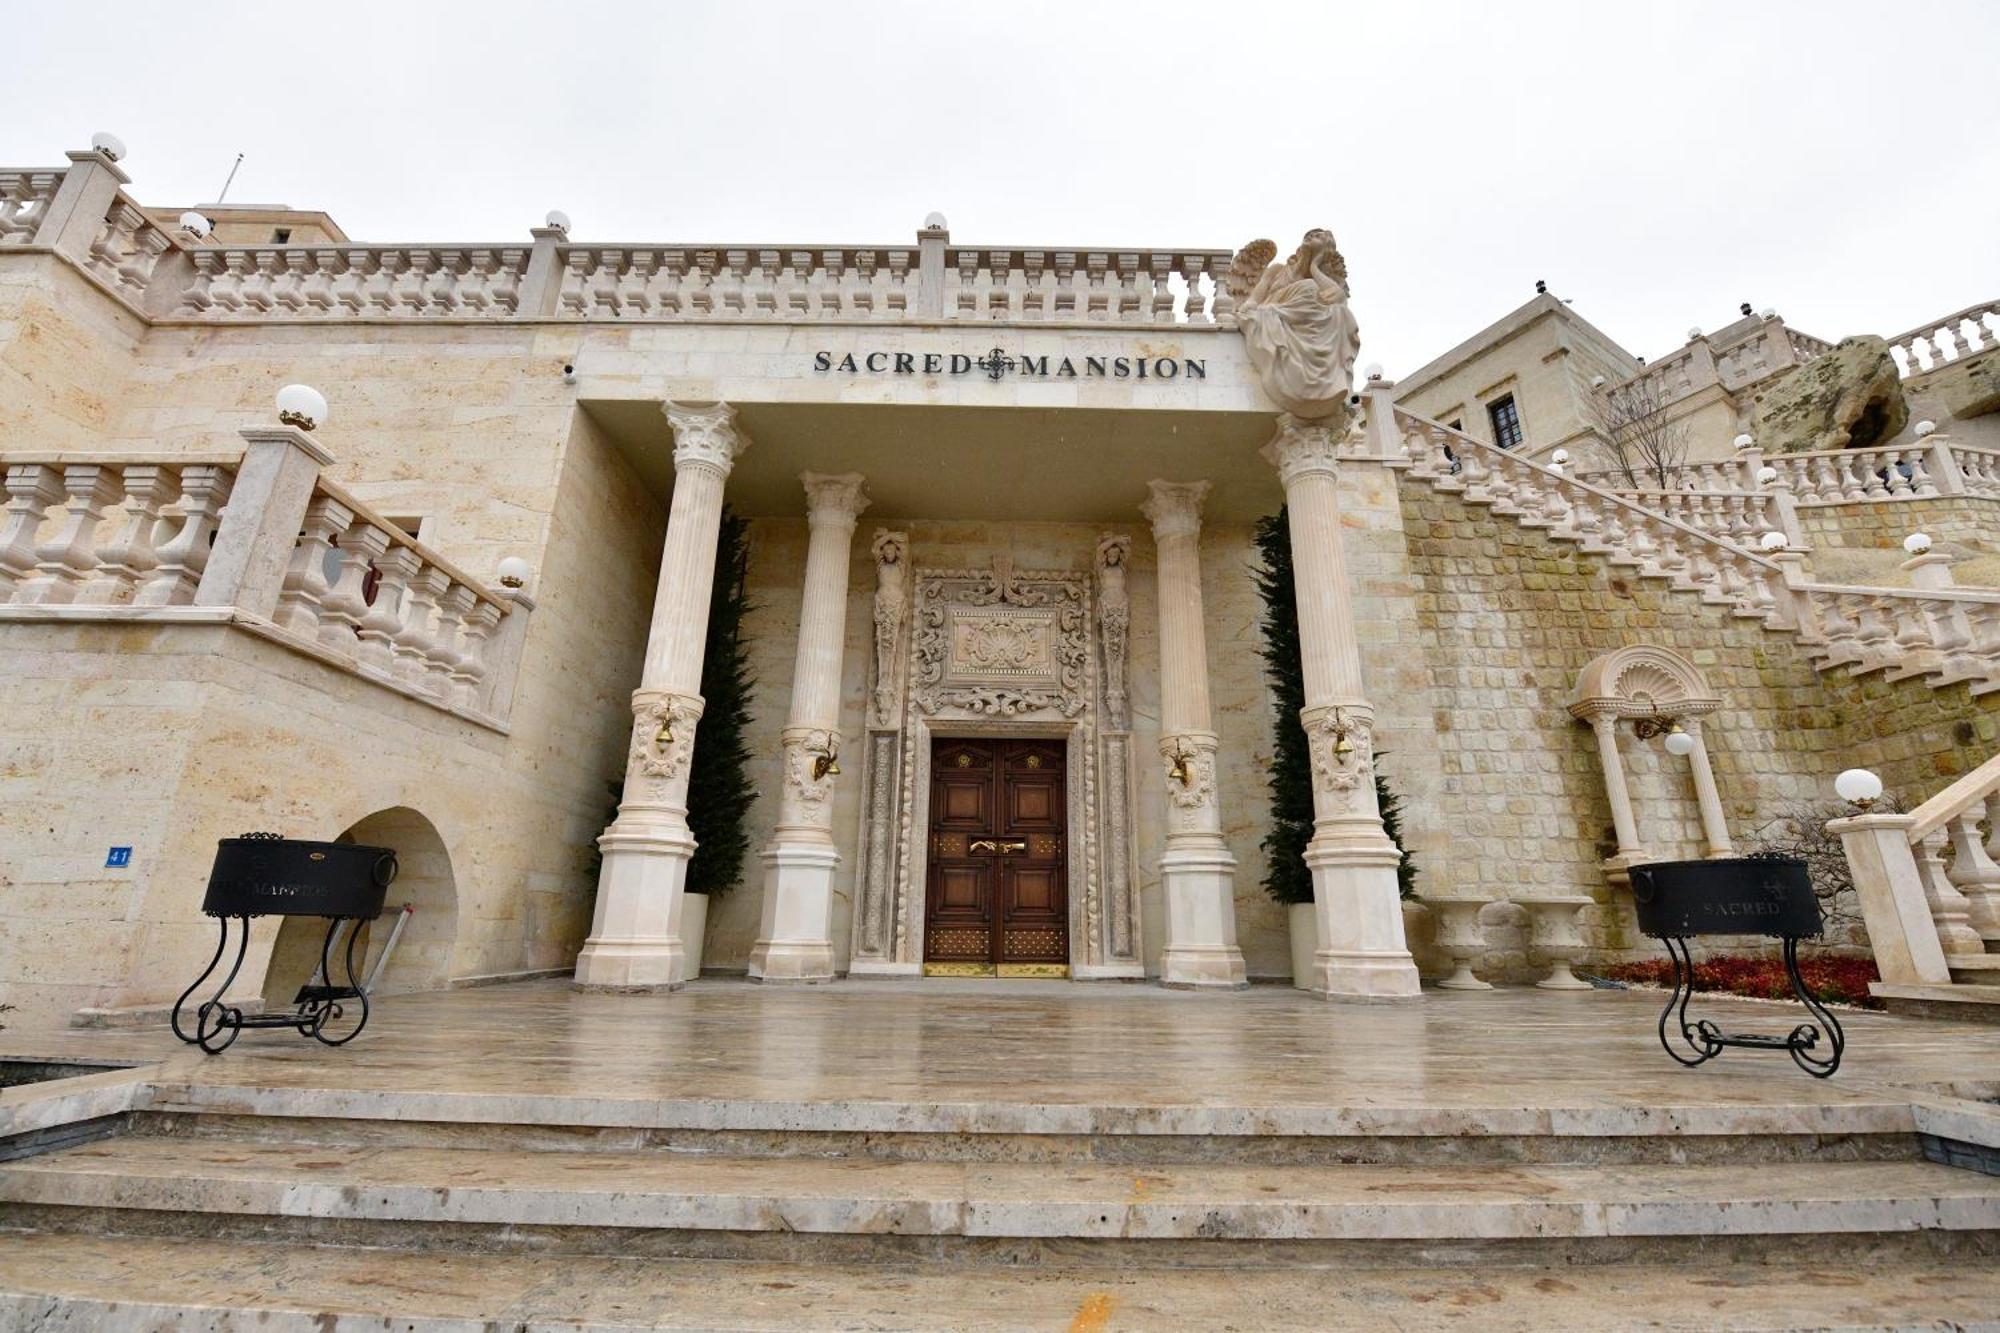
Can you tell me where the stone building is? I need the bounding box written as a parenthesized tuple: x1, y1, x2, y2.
(4, 136, 1999, 1030)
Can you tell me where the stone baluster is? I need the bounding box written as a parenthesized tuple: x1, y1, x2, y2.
(355, 545, 421, 676)
(1267, 413, 1420, 999)
(14, 465, 121, 605)
(1944, 809, 2000, 945)
(314, 518, 391, 653)
(391, 566, 449, 686)
(449, 599, 504, 707)
(115, 463, 229, 607)
(333, 250, 371, 314)
(577, 401, 752, 991)
(272, 251, 310, 311)
(77, 464, 179, 603)
(1142, 479, 1247, 988)
(423, 584, 475, 700)
(272, 496, 354, 637)
(302, 251, 339, 312)
(750, 472, 870, 983)
(0, 463, 65, 599)
(1914, 827, 1987, 956)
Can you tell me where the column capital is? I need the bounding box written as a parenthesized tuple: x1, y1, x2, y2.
(1141, 479, 1211, 540)
(801, 471, 869, 527)
(664, 401, 751, 477)
(1260, 411, 1351, 487)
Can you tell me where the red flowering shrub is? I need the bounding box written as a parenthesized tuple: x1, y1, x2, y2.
(1598, 954, 1882, 1009)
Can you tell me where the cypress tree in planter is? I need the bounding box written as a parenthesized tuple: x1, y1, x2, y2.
(1253, 508, 1414, 985)
(680, 508, 757, 972)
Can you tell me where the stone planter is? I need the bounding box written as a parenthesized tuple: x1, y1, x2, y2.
(1289, 902, 1318, 991)
(1425, 896, 1493, 990)
(1521, 894, 1595, 990)
(681, 892, 709, 979)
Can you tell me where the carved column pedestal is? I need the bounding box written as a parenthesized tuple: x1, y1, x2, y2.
(577, 403, 748, 990)
(1264, 415, 1421, 1001)
(750, 473, 869, 983)
(1143, 481, 1246, 989)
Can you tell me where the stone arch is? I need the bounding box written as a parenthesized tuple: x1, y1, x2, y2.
(1569, 644, 1721, 720)
(259, 806, 459, 1007)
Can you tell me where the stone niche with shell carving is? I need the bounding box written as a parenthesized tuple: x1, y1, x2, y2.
(848, 554, 1144, 979)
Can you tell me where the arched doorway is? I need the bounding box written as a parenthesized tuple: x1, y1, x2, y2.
(259, 807, 459, 1008)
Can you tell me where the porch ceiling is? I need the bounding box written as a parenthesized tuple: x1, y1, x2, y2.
(584, 400, 1284, 522)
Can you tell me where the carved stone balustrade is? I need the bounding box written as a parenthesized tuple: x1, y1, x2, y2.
(0, 454, 238, 606)
(1888, 301, 2000, 377)
(0, 171, 64, 245)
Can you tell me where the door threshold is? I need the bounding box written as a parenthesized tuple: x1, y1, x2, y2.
(921, 963, 1072, 979)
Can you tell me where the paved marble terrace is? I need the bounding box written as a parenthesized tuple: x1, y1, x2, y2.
(7, 977, 1998, 1124)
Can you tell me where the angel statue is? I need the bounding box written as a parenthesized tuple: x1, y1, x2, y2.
(1227, 229, 1362, 422)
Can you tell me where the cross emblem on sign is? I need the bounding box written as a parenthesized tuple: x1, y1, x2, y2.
(976, 347, 1016, 380)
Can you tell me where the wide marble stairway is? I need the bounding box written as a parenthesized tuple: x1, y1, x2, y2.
(4, 979, 2000, 1330)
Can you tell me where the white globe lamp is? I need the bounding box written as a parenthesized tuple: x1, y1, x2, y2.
(1834, 768, 1884, 810)
(1662, 722, 1694, 757)
(1904, 532, 1933, 555)
(177, 211, 211, 237)
(1364, 363, 1384, 382)
(1733, 433, 1755, 451)
(543, 210, 571, 234)
(275, 384, 328, 432)
(1914, 420, 1937, 438)
(90, 132, 126, 162)
(1757, 465, 1778, 485)
(923, 211, 948, 230)
(1758, 530, 1787, 552)
(496, 556, 533, 589)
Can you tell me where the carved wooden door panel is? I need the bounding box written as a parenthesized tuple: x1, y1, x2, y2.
(924, 738, 1068, 975)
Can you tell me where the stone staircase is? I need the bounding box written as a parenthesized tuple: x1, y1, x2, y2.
(4, 1078, 2000, 1328)
(1391, 407, 2000, 697)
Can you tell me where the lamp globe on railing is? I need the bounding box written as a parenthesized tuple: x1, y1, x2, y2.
(275, 384, 329, 432)
(177, 211, 212, 238)
(923, 211, 948, 231)
(1687, 327, 1703, 341)
(1590, 374, 1607, 388)
(1834, 767, 1884, 811)
(1758, 530, 1788, 553)
(1914, 420, 1937, 438)
(90, 132, 126, 162)
(1757, 465, 1778, 486)
(1733, 433, 1756, 451)
(1662, 720, 1695, 757)
(1904, 532, 1933, 556)
(1364, 363, 1384, 383)
(496, 556, 533, 590)
(543, 210, 571, 236)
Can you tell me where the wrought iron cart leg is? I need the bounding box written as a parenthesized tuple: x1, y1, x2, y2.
(188, 916, 249, 1053)
(170, 915, 230, 1045)
(1656, 936, 1721, 1067)
(1781, 936, 1844, 1078)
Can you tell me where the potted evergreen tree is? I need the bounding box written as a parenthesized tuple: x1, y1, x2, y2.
(680, 508, 756, 974)
(1254, 508, 1415, 988)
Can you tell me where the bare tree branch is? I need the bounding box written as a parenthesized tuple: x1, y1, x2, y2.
(1591, 378, 1692, 489)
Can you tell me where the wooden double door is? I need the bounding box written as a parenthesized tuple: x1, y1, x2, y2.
(923, 738, 1069, 976)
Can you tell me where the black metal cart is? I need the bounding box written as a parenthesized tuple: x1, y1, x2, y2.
(1629, 855, 1845, 1078)
(171, 833, 397, 1054)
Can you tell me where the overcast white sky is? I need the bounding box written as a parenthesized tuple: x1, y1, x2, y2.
(11, 0, 1996, 373)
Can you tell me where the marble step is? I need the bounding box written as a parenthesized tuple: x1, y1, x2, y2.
(5, 1136, 1999, 1248)
(125, 1108, 1927, 1167)
(7, 1230, 2000, 1332)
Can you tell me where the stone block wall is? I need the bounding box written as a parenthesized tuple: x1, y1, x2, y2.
(1797, 496, 2000, 553)
(1390, 477, 2000, 980)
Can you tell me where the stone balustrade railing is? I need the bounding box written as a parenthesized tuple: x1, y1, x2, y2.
(0, 157, 1239, 328)
(0, 439, 530, 728)
(1394, 408, 1787, 619)
(1792, 581, 2000, 691)
(1595, 317, 1831, 423)
(1613, 489, 1781, 544)
(1578, 437, 1997, 510)
(0, 171, 64, 245)
(1830, 748, 2000, 996)
(2, 453, 239, 607)
(1888, 301, 1999, 378)
(272, 474, 519, 713)
(181, 246, 532, 318)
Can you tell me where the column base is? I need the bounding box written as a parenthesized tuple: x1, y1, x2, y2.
(1159, 946, 1249, 989)
(574, 824, 695, 989)
(748, 841, 841, 983)
(1306, 842, 1421, 1000)
(1072, 962, 1147, 981)
(1158, 844, 1247, 989)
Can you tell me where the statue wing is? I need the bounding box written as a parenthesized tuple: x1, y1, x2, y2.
(1225, 239, 1277, 305)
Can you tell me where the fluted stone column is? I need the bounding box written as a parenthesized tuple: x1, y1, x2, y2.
(750, 472, 869, 982)
(1141, 480, 1247, 988)
(1262, 417, 1421, 1000)
(575, 402, 750, 990)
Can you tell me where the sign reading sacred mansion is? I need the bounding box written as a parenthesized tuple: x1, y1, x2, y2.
(2, 136, 1997, 1029)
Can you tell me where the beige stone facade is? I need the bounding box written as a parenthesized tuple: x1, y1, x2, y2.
(3, 140, 1997, 1028)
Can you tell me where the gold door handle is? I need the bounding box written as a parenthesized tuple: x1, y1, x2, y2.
(969, 838, 1027, 855)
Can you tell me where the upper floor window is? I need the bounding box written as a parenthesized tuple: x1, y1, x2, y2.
(1487, 394, 1523, 450)
(271, 227, 292, 244)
